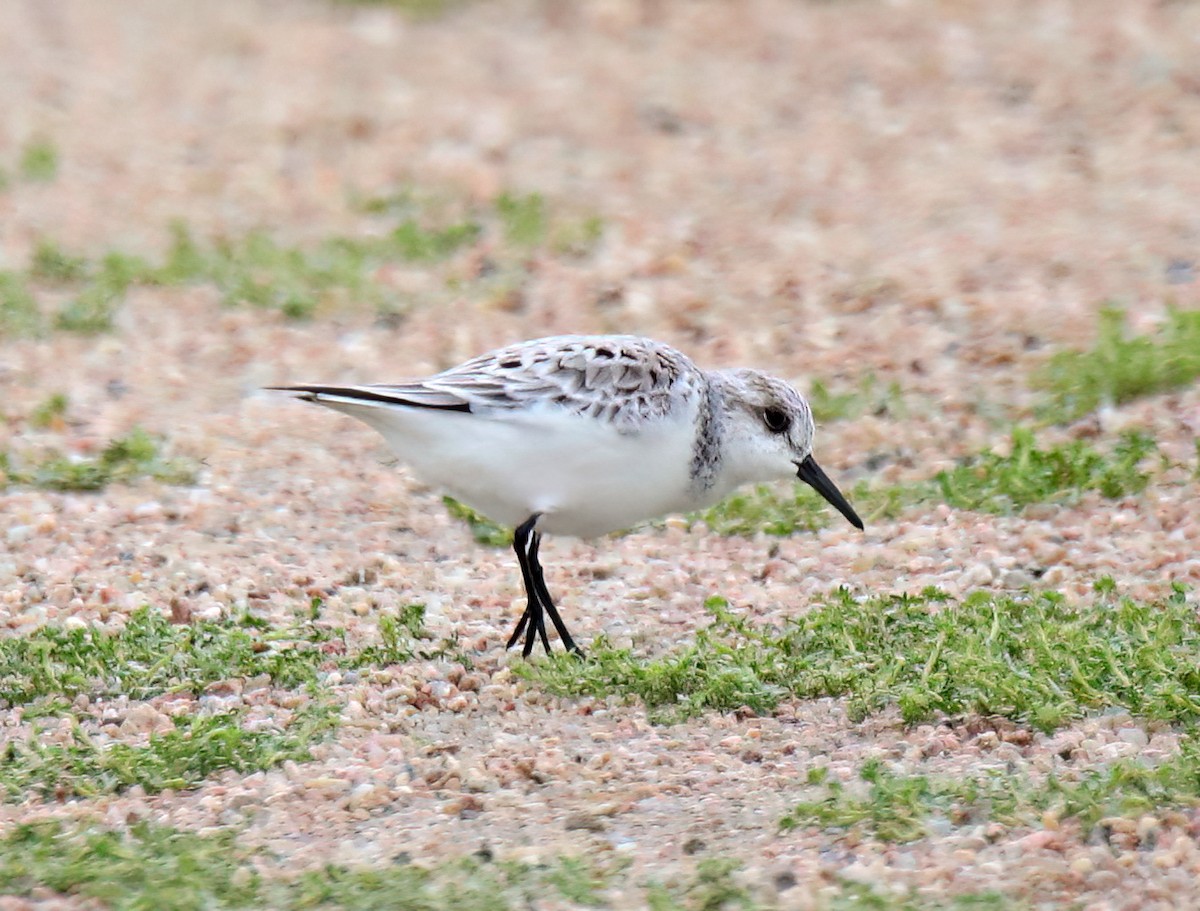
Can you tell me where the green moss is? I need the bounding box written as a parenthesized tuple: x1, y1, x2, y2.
(1, 704, 337, 799)
(0, 819, 1019, 910)
(150, 219, 478, 318)
(19, 138, 59, 182)
(0, 428, 196, 492)
(809, 374, 905, 423)
(388, 219, 481, 261)
(1035, 307, 1200, 421)
(523, 583, 1200, 729)
(698, 483, 833, 536)
(327, 0, 474, 18)
(0, 822, 262, 911)
(551, 214, 605, 257)
(934, 427, 1158, 514)
(54, 282, 122, 333)
(9, 186, 595, 331)
(0, 270, 42, 337)
(28, 392, 70, 429)
(442, 496, 511, 547)
(782, 737, 1200, 843)
(496, 191, 548, 247)
(0, 603, 442, 708)
(30, 239, 89, 282)
(700, 428, 1160, 536)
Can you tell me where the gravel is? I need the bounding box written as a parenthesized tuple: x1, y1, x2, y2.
(2, 0, 1200, 907)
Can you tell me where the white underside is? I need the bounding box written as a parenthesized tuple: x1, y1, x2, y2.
(312, 398, 721, 538)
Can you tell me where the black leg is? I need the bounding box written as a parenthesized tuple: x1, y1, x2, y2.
(508, 515, 548, 657)
(505, 514, 582, 657)
(529, 532, 583, 657)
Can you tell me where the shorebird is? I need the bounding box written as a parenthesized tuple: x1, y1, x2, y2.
(271, 335, 863, 656)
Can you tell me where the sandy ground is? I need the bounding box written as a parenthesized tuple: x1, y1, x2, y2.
(2, 0, 1200, 907)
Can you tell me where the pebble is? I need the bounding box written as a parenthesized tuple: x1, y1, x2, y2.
(5, 525, 33, 545)
(119, 703, 174, 735)
(305, 776, 352, 792)
(1118, 728, 1149, 748)
(998, 568, 1035, 589)
(960, 563, 995, 587)
(346, 783, 391, 811)
(462, 768, 498, 793)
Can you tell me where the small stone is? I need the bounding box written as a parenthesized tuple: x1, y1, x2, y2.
(462, 768, 498, 793)
(1118, 727, 1149, 748)
(999, 569, 1034, 589)
(305, 776, 352, 792)
(961, 563, 995, 587)
(119, 703, 174, 736)
(5, 526, 32, 545)
(1087, 871, 1121, 890)
(347, 783, 391, 811)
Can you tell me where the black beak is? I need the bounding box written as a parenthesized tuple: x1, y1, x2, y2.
(796, 455, 864, 530)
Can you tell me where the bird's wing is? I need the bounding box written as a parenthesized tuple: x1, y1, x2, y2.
(419, 335, 702, 426)
(271, 336, 703, 428)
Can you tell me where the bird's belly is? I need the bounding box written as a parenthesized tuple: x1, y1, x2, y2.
(373, 409, 698, 538)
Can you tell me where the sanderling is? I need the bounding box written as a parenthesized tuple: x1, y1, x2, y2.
(271, 335, 863, 657)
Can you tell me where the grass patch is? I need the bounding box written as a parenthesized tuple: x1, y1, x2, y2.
(442, 496, 511, 547)
(389, 219, 482, 261)
(29, 392, 70, 430)
(809, 374, 905, 423)
(6, 188, 602, 331)
(0, 819, 1015, 910)
(0, 428, 196, 491)
(0, 603, 440, 707)
(697, 477, 923, 537)
(551, 214, 605, 257)
(934, 427, 1157, 514)
(1, 703, 337, 799)
(328, 0, 475, 18)
(0, 822, 262, 911)
(698, 484, 835, 536)
(155, 225, 377, 319)
(152, 218, 482, 317)
(31, 238, 89, 282)
(522, 583, 1200, 729)
(494, 191, 603, 256)
(698, 427, 1159, 536)
(53, 280, 123, 333)
(782, 760, 1015, 843)
(0, 604, 444, 800)
(8, 241, 153, 337)
(496, 191, 548, 247)
(19, 137, 59, 182)
(1035, 307, 1200, 421)
(782, 737, 1200, 843)
(0, 270, 41, 337)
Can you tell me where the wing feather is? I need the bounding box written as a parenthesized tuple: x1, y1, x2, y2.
(271, 335, 703, 428)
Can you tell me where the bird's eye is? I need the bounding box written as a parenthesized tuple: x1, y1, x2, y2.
(762, 407, 791, 433)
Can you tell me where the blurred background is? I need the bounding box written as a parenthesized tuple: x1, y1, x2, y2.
(2, 0, 1198, 422)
